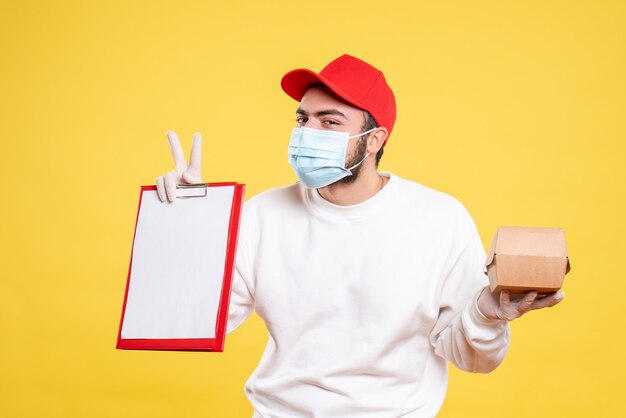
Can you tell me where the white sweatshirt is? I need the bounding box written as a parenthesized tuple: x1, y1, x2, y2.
(227, 173, 509, 418)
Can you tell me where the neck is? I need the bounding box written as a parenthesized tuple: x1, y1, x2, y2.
(317, 164, 387, 206)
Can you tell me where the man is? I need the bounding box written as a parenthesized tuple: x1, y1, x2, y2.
(155, 55, 563, 417)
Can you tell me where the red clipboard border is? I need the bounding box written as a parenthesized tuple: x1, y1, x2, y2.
(116, 182, 246, 352)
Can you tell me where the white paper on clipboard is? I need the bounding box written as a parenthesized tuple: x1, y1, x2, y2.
(120, 185, 235, 339)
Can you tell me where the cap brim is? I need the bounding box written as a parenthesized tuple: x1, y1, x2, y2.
(281, 68, 366, 110)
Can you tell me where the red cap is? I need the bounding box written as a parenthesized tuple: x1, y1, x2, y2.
(281, 54, 397, 141)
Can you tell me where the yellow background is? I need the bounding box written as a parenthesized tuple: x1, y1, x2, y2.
(1, 0, 624, 416)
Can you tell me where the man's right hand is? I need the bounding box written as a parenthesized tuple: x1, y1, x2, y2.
(156, 130, 203, 202)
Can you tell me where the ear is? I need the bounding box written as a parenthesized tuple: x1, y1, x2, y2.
(366, 127, 388, 155)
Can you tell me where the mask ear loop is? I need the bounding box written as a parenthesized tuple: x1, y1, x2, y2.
(346, 128, 377, 172)
(347, 127, 377, 139)
(346, 152, 370, 172)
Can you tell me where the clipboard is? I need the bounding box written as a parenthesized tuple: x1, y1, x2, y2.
(116, 182, 245, 352)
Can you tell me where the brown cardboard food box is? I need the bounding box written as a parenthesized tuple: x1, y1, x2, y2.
(485, 226, 571, 293)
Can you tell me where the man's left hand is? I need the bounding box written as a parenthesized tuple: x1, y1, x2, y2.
(476, 287, 565, 321)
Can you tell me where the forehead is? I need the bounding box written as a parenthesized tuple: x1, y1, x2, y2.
(298, 85, 363, 118)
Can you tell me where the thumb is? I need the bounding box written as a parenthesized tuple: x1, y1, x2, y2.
(182, 170, 203, 184)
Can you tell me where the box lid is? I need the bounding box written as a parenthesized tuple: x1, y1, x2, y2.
(485, 226, 571, 273)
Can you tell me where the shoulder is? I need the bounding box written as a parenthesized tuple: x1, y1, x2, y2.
(244, 182, 303, 213)
(240, 182, 308, 229)
(390, 173, 472, 221)
(389, 173, 482, 251)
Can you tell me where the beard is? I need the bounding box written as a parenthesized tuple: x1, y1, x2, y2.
(335, 137, 368, 185)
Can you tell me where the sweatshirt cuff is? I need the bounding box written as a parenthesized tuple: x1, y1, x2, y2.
(462, 291, 508, 336)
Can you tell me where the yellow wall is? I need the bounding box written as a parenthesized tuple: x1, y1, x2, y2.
(1, 0, 624, 416)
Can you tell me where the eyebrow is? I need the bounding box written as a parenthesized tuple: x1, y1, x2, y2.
(296, 107, 347, 119)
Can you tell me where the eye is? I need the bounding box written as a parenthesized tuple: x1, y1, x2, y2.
(322, 119, 339, 126)
(296, 116, 308, 124)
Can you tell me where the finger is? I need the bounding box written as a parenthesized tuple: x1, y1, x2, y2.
(499, 290, 511, 308)
(167, 130, 187, 173)
(164, 170, 177, 203)
(517, 291, 538, 314)
(188, 132, 202, 173)
(529, 290, 565, 311)
(156, 175, 166, 202)
(182, 170, 203, 184)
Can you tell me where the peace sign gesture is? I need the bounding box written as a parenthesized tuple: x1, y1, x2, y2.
(156, 130, 203, 202)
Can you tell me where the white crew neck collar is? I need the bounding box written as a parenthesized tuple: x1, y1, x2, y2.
(303, 172, 397, 220)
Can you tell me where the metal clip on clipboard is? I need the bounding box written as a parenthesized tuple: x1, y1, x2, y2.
(175, 183, 208, 198)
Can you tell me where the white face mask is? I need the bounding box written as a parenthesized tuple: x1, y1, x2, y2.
(288, 126, 375, 188)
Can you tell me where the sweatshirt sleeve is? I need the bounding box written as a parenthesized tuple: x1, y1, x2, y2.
(428, 202, 510, 373)
(226, 203, 256, 334)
